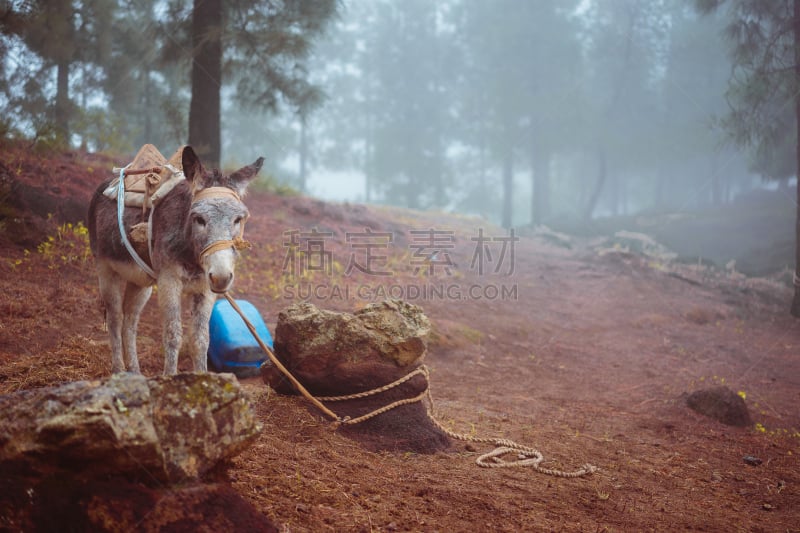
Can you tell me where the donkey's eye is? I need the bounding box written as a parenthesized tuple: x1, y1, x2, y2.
(193, 215, 207, 227)
(234, 216, 243, 225)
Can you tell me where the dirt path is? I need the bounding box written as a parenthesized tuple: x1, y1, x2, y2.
(0, 173, 798, 530)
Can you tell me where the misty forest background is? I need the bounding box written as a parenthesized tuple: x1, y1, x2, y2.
(1, 1, 798, 275)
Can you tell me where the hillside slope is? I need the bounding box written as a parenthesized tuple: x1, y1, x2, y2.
(0, 146, 798, 531)
(553, 187, 797, 278)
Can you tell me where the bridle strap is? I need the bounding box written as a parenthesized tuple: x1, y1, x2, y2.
(193, 186, 251, 263)
(192, 186, 242, 203)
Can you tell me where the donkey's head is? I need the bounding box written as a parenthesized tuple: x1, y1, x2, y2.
(182, 147, 264, 293)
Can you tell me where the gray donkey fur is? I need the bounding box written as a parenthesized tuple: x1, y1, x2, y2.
(88, 146, 263, 374)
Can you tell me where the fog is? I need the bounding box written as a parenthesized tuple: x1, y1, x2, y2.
(2, 0, 797, 233)
(221, 0, 796, 232)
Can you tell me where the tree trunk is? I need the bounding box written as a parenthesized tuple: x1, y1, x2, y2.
(364, 134, 373, 203)
(710, 153, 723, 206)
(584, 146, 607, 222)
(530, 145, 550, 226)
(188, 0, 223, 167)
(54, 57, 70, 143)
(501, 149, 513, 229)
(433, 152, 444, 208)
(654, 167, 667, 210)
(609, 172, 619, 216)
(144, 70, 152, 143)
(406, 172, 419, 209)
(299, 113, 308, 193)
(791, 0, 800, 317)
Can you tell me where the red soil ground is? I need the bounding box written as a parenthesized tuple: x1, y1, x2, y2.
(0, 145, 798, 531)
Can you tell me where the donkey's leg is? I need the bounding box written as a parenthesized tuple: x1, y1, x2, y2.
(188, 291, 215, 372)
(121, 283, 152, 374)
(97, 263, 126, 373)
(158, 273, 183, 375)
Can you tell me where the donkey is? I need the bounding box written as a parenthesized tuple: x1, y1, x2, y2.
(88, 146, 263, 375)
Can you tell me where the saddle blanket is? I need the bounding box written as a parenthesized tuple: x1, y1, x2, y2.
(103, 144, 185, 209)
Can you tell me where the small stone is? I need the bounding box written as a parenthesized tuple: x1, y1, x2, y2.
(685, 386, 753, 427)
(762, 503, 773, 511)
(743, 455, 763, 466)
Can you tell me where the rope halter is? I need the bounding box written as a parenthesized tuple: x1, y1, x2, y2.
(193, 186, 252, 264)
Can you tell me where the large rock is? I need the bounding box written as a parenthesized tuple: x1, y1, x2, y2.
(263, 299, 431, 396)
(262, 300, 450, 453)
(0, 372, 261, 484)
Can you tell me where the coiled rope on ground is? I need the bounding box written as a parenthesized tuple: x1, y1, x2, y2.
(224, 293, 597, 477)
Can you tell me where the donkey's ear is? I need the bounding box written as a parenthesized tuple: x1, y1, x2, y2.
(229, 157, 264, 196)
(181, 146, 204, 183)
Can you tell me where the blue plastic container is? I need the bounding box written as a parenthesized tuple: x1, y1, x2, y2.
(207, 299, 273, 378)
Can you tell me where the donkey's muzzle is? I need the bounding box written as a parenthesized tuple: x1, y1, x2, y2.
(201, 238, 249, 293)
(209, 271, 234, 294)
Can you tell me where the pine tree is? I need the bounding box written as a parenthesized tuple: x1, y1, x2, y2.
(2, 0, 113, 144)
(209, 0, 337, 167)
(187, 0, 222, 166)
(696, 0, 800, 317)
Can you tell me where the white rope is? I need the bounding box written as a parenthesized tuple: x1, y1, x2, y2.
(163, 163, 180, 174)
(116, 165, 156, 279)
(147, 204, 156, 270)
(241, 317, 598, 477)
